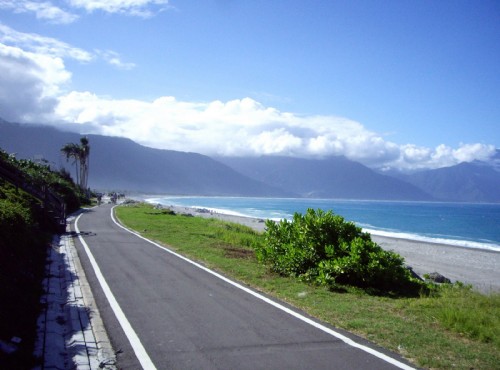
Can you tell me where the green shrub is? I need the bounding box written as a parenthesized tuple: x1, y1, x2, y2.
(0, 194, 32, 227)
(255, 208, 422, 294)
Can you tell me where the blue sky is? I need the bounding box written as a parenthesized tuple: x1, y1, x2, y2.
(0, 0, 499, 170)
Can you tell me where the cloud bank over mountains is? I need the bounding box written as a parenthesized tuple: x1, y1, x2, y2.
(54, 93, 495, 170)
(0, 18, 496, 171)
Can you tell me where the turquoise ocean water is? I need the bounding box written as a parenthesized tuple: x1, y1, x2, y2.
(143, 196, 500, 252)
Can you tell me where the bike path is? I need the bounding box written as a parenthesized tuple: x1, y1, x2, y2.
(72, 204, 415, 370)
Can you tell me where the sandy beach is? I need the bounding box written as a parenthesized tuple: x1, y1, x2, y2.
(167, 205, 500, 294)
(371, 235, 499, 294)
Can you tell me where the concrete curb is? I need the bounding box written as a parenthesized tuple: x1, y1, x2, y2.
(34, 219, 116, 369)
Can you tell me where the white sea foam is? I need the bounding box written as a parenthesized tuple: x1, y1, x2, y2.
(191, 206, 249, 218)
(365, 228, 500, 252)
(144, 198, 253, 218)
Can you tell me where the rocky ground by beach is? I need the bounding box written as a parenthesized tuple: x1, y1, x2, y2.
(165, 205, 499, 294)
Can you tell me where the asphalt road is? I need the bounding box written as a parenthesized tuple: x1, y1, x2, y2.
(71, 204, 415, 370)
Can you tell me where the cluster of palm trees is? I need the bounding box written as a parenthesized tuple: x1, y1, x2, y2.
(60, 137, 90, 191)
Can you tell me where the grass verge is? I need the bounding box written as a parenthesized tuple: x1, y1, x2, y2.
(115, 203, 500, 370)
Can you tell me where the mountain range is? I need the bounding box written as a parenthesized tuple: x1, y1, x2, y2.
(0, 121, 286, 197)
(1, 120, 499, 202)
(215, 156, 431, 201)
(401, 159, 500, 203)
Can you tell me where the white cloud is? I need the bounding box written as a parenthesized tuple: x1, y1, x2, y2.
(249, 128, 303, 155)
(67, 0, 170, 17)
(52, 92, 497, 170)
(95, 49, 136, 70)
(453, 143, 495, 163)
(0, 0, 170, 22)
(0, 25, 135, 123)
(0, 43, 70, 122)
(388, 143, 497, 170)
(0, 0, 78, 24)
(0, 23, 135, 68)
(0, 23, 92, 61)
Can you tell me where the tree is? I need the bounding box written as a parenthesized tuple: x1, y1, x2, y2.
(79, 137, 90, 190)
(61, 142, 80, 186)
(60, 137, 90, 191)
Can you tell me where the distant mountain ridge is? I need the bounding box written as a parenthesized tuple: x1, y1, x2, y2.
(399, 154, 500, 203)
(216, 156, 432, 201)
(0, 121, 289, 196)
(1, 120, 499, 202)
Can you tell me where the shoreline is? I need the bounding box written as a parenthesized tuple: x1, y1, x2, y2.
(166, 205, 499, 294)
(143, 197, 500, 252)
(371, 235, 499, 294)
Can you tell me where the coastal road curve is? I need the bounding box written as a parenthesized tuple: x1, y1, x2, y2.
(71, 204, 415, 369)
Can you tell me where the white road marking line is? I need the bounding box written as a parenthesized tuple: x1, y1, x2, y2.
(111, 206, 415, 370)
(75, 213, 157, 370)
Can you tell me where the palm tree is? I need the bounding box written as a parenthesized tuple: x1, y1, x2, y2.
(60, 137, 90, 191)
(61, 142, 81, 186)
(79, 137, 90, 190)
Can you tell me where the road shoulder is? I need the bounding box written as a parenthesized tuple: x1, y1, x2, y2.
(34, 214, 116, 369)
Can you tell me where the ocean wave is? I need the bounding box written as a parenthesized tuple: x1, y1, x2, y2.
(144, 198, 253, 218)
(190, 206, 249, 218)
(365, 228, 500, 252)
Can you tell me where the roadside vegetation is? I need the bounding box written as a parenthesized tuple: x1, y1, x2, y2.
(0, 148, 87, 368)
(116, 202, 500, 370)
(258, 208, 424, 295)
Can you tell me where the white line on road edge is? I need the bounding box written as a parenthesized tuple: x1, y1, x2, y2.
(75, 213, 157, 370)
(111, 207, 415, 370)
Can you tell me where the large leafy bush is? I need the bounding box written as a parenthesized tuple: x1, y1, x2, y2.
(255, 208, 422, 294)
